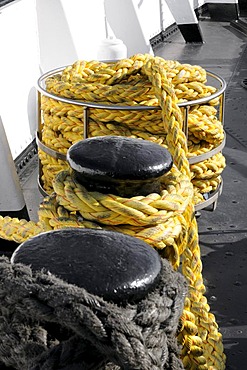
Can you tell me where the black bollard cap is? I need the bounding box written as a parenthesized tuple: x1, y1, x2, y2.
(67, 136, 172, 180)
(11, 228, 162, 304)
(67, 136, 173, 196)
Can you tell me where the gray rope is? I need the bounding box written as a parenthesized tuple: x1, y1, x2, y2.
(0, 256, 187, 370)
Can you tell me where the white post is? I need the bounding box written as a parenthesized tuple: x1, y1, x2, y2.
(36, 0, 78, 72)
(165, 0, 203, 42)
(0, 117, 29, 220)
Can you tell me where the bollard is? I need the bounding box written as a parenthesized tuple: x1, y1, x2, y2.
(67, 135, 173, 197)
(0, 117, 29, 253)
(0, 228, 187, 369)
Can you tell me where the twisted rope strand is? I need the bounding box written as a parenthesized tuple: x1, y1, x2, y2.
(0, 256, 186, 370)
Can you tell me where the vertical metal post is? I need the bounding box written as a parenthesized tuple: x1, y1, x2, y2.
(37, 91, 44, 192)
(83, 107, 89, 139)
(37, 90, 42, 133)
(183, 105, 189, 138)
(219, 91, 225, 126)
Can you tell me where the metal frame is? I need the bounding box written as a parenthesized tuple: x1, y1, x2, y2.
(194, 180, 223, 212)
(37, 67, 226, 141)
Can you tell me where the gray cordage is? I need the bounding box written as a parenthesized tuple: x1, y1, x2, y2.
(0, 228, 186, 369)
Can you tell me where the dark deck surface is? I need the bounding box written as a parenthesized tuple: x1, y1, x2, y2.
(154, 19, 247, 370)
(1, 18, 247, 370)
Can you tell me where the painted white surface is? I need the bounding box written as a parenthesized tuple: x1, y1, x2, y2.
(104, 0, 153, 56)
(37, 0, 162, 71)
(0, 0, 40, 158)
(59, 0, 106, 62)
(133, 0, 162, 40)
(206, 0, 237, 4)
(165, 0, 198, 24)
(0, 117, 26, 210)
(36, 0, 78, 72)
(161, 0, 175, 30)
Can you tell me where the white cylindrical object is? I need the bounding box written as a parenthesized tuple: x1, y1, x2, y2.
(97, 38, 127, 61)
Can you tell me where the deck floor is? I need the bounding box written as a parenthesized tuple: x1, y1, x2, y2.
(154, 19, 247, 370)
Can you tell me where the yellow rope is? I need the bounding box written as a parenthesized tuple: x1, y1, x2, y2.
(38, 168, 190, 267)
(39, 55, 225, 197)
(0, 216, 43, 244)
(0, 54, 226, 369)
(187, 105, 224, 146)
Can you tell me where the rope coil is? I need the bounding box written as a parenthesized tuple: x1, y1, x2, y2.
(38, 55, 226, 207)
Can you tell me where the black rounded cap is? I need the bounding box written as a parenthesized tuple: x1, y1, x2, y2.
(67, 136, 173, 181)
(11, 228, 162, 303)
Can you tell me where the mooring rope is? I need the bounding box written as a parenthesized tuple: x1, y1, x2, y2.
(0, 256, 186, 370)
(0, 54, 226, 369)
(39, 54, 225, 199)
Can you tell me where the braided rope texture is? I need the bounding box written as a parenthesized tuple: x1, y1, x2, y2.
(39, 54, 225, 202)
(0, 256, 186, 370)
(0, 55, 226, 369)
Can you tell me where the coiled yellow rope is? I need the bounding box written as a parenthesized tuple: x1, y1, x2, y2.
(38, 167, 190, 266)
(0, 54, 226, 369)
(39, 55, 225, 200)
